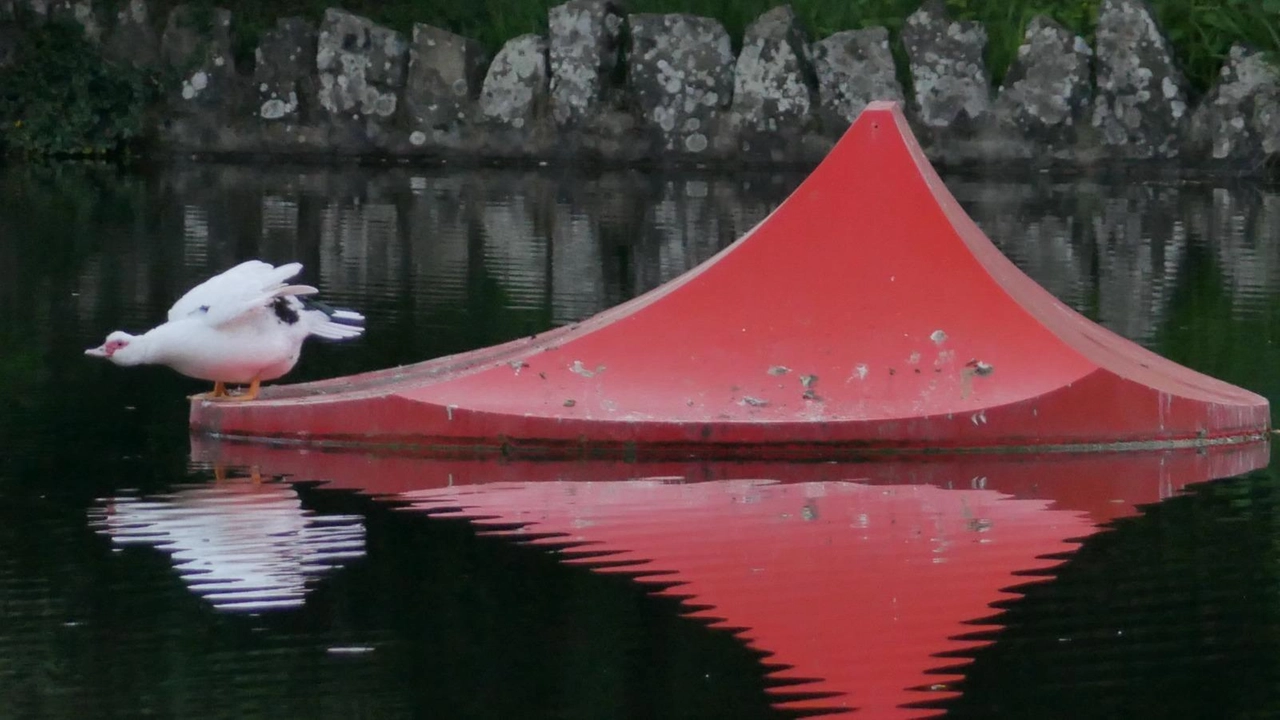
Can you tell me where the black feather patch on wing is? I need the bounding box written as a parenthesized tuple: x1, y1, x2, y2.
(272, 296, 300, 324)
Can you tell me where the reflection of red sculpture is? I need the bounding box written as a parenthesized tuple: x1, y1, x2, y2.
(412, 479, 1080, 717)
(190, 101, 1268, 456)
(193, 438, 1267, 717)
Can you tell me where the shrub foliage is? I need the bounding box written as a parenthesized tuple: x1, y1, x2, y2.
(0, 20, 160, 158)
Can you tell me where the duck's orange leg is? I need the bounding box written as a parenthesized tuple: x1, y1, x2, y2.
(224, 377, 261, 402)
(189, 381, 228, 402)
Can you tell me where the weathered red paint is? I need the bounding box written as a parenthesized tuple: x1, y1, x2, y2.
(191, 438, 1268, 716)
(190, 101, 1269, 456)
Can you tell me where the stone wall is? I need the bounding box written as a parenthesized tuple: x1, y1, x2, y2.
(3, 0, 1279, 170)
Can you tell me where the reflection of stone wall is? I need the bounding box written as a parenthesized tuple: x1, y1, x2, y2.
(638, 177, 779, 293)
(259, 196, 301, 256)
(951, 180, 1090, 312)
(481, 179, 550, 312)
(550, 207, 604, 325)
(405, 175, 471, 318)
(318, 199, 402, 295)
(43, 164, 1280, 358)
(6, 0, 1279, 171)
(952, 178, 1241, 345)
(1091, 190, 1187, 343)
(1194, 188, 1280, 318)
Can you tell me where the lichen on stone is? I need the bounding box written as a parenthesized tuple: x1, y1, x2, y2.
(730, 6, 818, 134)
(315, 8, 408, 123)
(902, 0, 991, 129)
(548, 0, 625, 127)
(1091, 0, 1189, 158)
(811, 26, 903, 131)
(994, 16, 1092, 145)
(403, 23, 488, 134)
(628, 13, 733, 152)
(479, 33, 549, 129)
(1189, 44, 1280, 161)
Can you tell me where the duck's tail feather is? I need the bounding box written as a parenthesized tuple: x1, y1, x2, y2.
(329, 308, 365, 324)
(302, 297, 366, 342)
(276, 284, 319, 299)
(310, 321, 365, 340)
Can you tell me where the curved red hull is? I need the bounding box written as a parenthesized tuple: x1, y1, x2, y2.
(190, 101, 1269, 456)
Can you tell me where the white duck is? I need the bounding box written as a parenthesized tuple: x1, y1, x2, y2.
(85, 260, 365, 401)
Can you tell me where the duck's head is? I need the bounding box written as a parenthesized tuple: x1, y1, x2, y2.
(86, 331, 144, 365)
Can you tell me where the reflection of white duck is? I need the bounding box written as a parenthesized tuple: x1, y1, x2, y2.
(84, 260, 364, 400)
(90, 477, 366, 612)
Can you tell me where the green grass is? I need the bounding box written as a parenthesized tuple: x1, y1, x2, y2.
(67, 0, 1280, 95)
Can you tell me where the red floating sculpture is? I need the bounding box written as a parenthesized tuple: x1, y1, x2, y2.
(190, 101, 1269, 458)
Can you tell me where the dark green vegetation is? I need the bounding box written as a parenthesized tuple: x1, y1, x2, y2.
(0, 21, 160, 158)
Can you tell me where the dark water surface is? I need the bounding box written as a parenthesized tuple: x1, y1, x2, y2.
(2, 161, 1280, 719)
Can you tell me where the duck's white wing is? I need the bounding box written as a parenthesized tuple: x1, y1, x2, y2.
(169, 260, 318, 328)
(169, 260, 277, 321)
